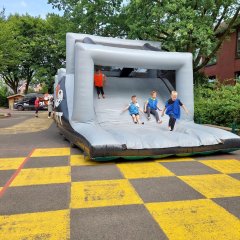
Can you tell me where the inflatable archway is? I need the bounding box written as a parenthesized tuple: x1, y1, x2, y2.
(54, 33, 240, 161)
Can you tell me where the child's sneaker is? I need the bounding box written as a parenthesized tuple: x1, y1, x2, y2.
(147, 116, 151, 120)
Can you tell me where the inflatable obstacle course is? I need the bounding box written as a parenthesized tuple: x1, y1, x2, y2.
(54, 33, 240, 160)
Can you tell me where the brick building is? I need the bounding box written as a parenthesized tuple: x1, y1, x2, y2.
(202, 24, 240, 83)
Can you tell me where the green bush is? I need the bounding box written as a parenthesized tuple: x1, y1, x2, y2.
(0, 81, 9, 107)
(194, 83, 240, 129)
(193, 71, 209, 86)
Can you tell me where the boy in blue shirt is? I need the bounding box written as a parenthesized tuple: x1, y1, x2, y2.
(123, 95, 144, 124)
(144, 91, 162, 123)
(161, 91, 189, 131)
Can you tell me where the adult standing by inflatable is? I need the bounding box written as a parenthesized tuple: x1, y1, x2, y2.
(48, 97, 54, 118)
(94, 67, 106, 99)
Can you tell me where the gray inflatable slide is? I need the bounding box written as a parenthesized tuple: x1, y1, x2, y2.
(54, 33, 240, 160)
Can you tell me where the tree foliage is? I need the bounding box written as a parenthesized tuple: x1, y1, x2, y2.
(0, 79, 9, 107)
(194, 83, 240, 128)
(1, 1, 239, 94)
(32, 14, 74, 92)
(125, 0, 240, 71)
(0, 16, 19, 93)
(48, 0, 128, 37)
(0, 14, 72, 94)
(49, 0, 240, 71)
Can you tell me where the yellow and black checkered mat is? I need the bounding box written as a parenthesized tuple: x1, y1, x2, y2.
(0, 147, 240, 239)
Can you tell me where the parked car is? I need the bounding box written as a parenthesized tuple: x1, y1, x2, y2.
(14, 93, 47, 111)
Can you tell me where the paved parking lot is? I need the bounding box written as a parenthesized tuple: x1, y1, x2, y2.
(0, 112, 239, 240)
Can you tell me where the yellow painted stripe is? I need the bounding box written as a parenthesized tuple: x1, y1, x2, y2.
(71, 155, 101, 166)
(0, 210, 70, 240)
(156, 157, 194, 163)
(199, 159, 240, 174)
(179, 174, 240, 198)
(71, 179, 143, 208)
(0, 157, 25, 170)
(146, 199, 240, 240)
(32, 148, 70, 157)
(117, 162, 174, 179)
(11, 166, 71, 187)
(70, 155, 85, 166)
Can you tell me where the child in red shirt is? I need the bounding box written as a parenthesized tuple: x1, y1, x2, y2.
(34, 97, 40, 117)
(94, 68, 106, 99)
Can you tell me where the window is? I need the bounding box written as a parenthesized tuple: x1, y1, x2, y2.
(206, 55, 217, 66)
(208, 75, 216, 83)
(235, 71, 240, 83)
(237, 29, 240, 58)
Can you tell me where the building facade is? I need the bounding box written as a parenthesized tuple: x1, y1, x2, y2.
(202, 26, 240, 83)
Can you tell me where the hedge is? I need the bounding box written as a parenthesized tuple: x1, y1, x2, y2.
(194, 83, 240, 129)
(0, 84, 9, 107)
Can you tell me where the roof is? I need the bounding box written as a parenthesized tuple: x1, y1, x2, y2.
(7, 94, 24, 99)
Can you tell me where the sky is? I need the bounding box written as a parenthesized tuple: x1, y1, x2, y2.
(0, 0, 63, 18)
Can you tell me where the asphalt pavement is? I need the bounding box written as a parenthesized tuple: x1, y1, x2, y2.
(0, 111, 239, 240)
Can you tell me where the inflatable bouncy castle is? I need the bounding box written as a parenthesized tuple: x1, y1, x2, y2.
(54, 33, 240, 161)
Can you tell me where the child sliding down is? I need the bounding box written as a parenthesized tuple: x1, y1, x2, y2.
(162, 91, 189, 131)
(123, 95, 144, 124)
(144, 91, 162, 124)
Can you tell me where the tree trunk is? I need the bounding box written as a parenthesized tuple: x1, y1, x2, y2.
(24, 80, 30, 94)
(24, 70, 34, 94)
(2, 74, 19, 94)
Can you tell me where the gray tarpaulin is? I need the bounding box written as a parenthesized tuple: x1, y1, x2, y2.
(67, 76, 238, 149)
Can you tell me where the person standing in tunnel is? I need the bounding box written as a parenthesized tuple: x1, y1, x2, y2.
(94, 67, 106, 99)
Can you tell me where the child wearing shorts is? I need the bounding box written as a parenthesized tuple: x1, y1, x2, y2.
(123, 95, 144, 124)
(161, 91, 189, 131)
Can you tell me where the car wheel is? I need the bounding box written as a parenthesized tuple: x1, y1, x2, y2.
(17, 105, 24, 111)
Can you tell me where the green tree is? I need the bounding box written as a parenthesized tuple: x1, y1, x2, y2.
(48, 0, 128, 37)
(194, 83, 240, 127)
(0, 14, 71, 94)
(34, 14, 74, 92)
(0, 15, 24, 93)
(0, 15, 46, 93)
(0, 7, 6, 21)
(125, 0, 240, 72)
(49, 0, 240, 72)
(0, 79, 9, 107)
